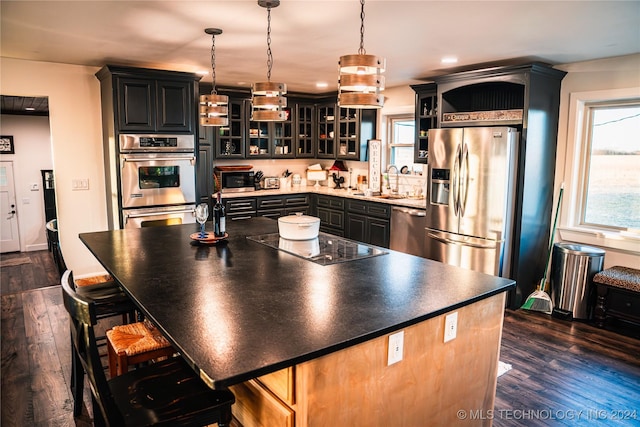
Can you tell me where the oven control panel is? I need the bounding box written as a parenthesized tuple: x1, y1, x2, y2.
(119, 134, 195, 152)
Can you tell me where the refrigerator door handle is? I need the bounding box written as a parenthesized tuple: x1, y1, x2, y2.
(426, 231, 498, 250)
(452, 143, 462, 215)
(459, 143, 470, 218)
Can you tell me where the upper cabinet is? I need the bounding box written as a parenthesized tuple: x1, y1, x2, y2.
(196, 84, 376, 160)
(295, 102, 315, 158)
(337, 107, 376, 161)
(215, 97, 246, 158)
(96, 66, 199, 134)
(316, 101, 377, 161)
(247, 104, 294, 159)
(410, 83, 437, 164)
(317, 102, 337, 159)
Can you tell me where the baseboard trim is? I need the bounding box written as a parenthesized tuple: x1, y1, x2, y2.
(26, 243, 49, 252)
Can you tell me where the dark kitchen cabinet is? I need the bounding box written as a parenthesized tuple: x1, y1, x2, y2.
(97, 65, 199, 134)
(223, 197, 257, 222)
(337, 107, 376, 161)
(314, 195, 345, 236)
(295, 102, 315, 158)
(257, 194, 310, 219)
(215, 98, 246, 158)
(316, 103, 337, 159)
(432, 63, 566, 309)
(410, 83, 437, 163)
(116, 77, 194, 133)
(247, 104, 294, 159)
(345, 199, 391, 248)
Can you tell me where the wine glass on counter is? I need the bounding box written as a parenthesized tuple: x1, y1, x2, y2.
(195, 203, 209, 238)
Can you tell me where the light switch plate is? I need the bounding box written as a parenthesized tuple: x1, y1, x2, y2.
(444, 312, 458, 343)
(72, 178, 90, 191)
(387, 331, 404, 365)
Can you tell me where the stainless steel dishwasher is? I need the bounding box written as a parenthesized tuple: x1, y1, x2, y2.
(390, 206, 426, 257)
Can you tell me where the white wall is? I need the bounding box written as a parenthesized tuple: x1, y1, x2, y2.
(0, 115, 52, 251)
(1, 58, 107, 277)
(554, 53, 640, 269)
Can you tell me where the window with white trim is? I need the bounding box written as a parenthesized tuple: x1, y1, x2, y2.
(560, 87, 640, 253)
(581, 102, 640, 230)
(387, 115, 418, 171)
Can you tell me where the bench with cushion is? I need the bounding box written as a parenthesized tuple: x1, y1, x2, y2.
(593, 266, 640, 328)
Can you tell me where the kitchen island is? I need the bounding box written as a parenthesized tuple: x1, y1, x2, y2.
(80, 217, 515, 426)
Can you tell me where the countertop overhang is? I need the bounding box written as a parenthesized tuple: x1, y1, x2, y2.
(80, 218, 515, 388)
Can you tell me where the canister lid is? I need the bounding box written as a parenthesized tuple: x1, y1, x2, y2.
(278, 213, 320, 225)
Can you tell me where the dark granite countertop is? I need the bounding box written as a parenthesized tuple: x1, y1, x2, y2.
(79, 218, 514, 389)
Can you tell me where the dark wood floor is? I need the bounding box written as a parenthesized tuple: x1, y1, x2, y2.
(1, 250, 60, 294)
(2, 251, 639, 426)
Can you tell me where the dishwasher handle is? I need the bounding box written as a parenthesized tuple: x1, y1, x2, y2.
(392, 207, 426, 217)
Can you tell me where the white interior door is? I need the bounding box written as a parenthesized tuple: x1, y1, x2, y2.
(0, 161, 21, 253)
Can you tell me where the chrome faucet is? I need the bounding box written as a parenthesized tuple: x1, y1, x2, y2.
(387, 165, 399, 194)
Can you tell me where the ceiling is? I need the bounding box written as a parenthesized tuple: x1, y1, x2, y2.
(1, 0, 639, 113)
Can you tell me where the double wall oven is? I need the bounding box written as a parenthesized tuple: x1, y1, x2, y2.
(118, 134, 197, 229)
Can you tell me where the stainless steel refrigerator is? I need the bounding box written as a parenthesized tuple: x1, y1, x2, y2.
(425, 127, 518, 277)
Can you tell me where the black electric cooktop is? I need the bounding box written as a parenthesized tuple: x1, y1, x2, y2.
(247, 232, 388, 265)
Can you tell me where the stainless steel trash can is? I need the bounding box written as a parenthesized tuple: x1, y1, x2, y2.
(550, 243, 605, 320)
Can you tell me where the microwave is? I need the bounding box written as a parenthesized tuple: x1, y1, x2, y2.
(215, 169, 255, 193)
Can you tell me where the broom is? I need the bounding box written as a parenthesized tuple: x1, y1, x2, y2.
(521, 184, 564, 314)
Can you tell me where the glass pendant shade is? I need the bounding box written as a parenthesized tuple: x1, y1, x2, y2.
(199, 93, 229, 126)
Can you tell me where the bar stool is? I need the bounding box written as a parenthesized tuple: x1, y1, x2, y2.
(61, 270, 235, 426)
(106, 319, 177, 377)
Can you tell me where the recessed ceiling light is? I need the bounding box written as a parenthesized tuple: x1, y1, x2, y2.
(441, 57, 458, 64)
(196, 70, 209, 76)
(316, 82, 329, 89)
(25, 107, 35, 111)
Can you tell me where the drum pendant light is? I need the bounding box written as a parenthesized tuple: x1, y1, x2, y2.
(338, 0, 385, 109)
(199, 28, 229, 126)
(252, 0, 287, 122)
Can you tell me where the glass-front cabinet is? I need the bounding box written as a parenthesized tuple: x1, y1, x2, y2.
(295, 103, 315, 158)
(317, 103, 336, 159)
(215, 99, 245, 158)
(272, 108, 294, 158)
(411, 83, 438, 163)
(247, 104, 294, 159)
(337, 107, 376, 161)
(338, 107, 358, 158)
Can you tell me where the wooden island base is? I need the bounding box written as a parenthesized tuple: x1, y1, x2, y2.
(231, 293, 506, 427)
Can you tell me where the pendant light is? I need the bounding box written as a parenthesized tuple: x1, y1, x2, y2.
(200, 28, 229, 127)
(338, 0, 385, 109)
(252, 0, 287, 122)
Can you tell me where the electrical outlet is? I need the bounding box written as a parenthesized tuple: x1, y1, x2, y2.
(387, 331, 404, 365)
(444, 312, 458, 343)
